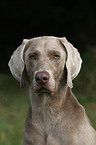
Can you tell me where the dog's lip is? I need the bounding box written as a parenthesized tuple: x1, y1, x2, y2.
(36, 84, 48, 89)
(34, 86, 51, 94)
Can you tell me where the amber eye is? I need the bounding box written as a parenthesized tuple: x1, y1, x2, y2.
(29, 53, 37, 60)
(52, 54, 60, 59)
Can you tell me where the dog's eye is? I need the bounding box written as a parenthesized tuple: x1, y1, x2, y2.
(52, 54, 60, 59)
(29, 54, 37, 60)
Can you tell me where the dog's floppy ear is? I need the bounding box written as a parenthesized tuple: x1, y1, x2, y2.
(60, 37, 82, 88)
(8, 39, 29, 84)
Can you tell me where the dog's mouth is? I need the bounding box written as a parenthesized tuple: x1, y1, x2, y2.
(34, 84, 52, 95)
(35, 87, 50, 93)
(38, 88, 50, 94)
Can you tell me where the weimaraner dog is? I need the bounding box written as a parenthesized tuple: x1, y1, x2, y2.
(9, 36, 96, 145)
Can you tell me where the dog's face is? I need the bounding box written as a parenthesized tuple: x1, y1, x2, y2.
(9, 36, 82, 92)
(24, 37, 66, 94)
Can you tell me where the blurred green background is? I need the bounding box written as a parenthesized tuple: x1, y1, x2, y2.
(0, 0, 96, 145)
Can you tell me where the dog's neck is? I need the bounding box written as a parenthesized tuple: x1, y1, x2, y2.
(29, 84, 69, 113)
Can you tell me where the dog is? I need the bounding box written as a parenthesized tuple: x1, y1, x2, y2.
(9, 36, 96, 145)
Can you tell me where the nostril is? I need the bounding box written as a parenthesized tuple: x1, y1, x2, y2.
(36, 76, 41, 83)
(42, 76, 48, 82)
(37, 77, 40, 81)
(36, 77, 40, 81)
(43, 77, 48, 80)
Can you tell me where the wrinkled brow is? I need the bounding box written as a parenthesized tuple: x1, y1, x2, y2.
(48, 50, 61, 55)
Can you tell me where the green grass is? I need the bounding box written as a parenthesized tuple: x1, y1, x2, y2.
(0, 74, 29, 145)
(0, 48, 96, 145)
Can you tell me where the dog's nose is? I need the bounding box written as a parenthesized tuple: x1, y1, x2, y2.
(35, 71, 49, 84)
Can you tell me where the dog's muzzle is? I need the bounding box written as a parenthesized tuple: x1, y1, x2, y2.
(34, 70, 56, 94)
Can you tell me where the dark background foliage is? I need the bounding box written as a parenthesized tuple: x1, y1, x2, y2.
(0, 0, 96, 72)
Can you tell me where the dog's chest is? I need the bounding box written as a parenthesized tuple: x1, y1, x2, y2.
(32, 103, 58, 133)
(32, 108, 73, 145)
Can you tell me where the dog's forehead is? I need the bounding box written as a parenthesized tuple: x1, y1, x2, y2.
(28, 36, 65, 53)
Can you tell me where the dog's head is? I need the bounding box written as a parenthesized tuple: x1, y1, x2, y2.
(8, 36, 82, 94)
